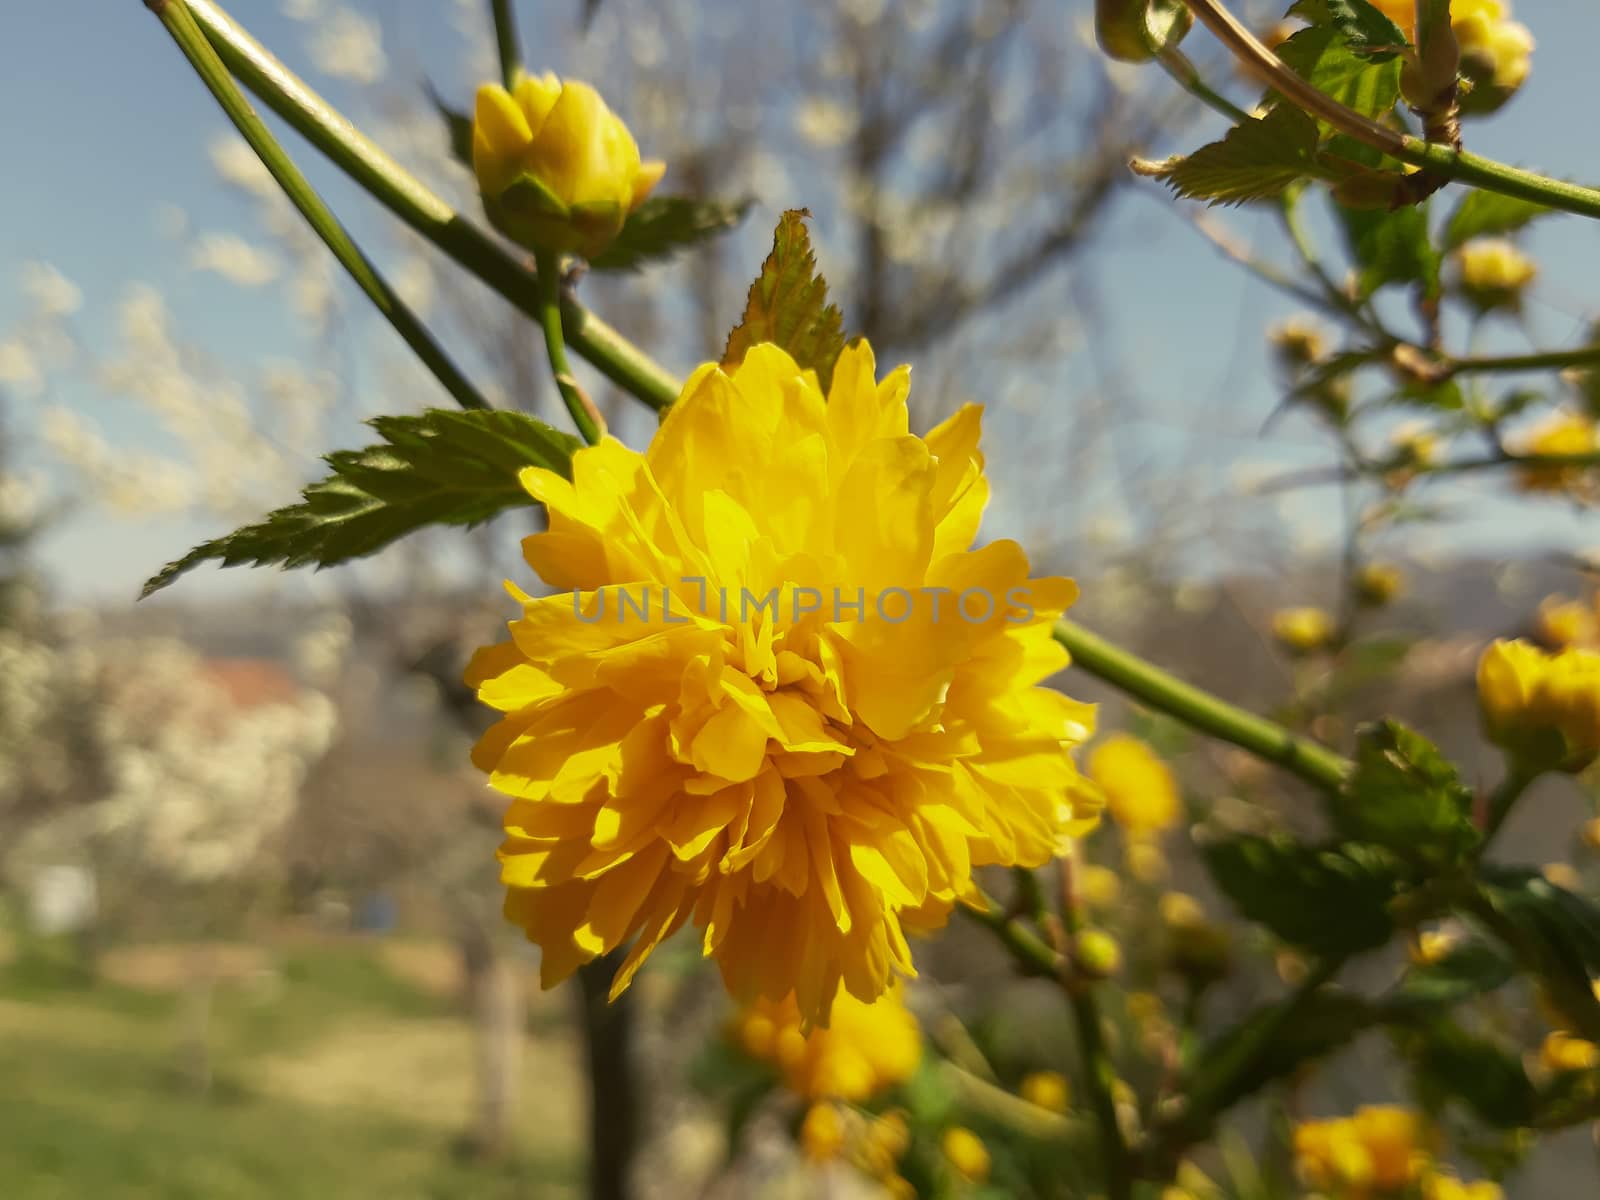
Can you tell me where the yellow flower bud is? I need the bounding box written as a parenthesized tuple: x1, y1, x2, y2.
(1455, 238, 1538, 311)
(942, 1126, 991, 1183)
(1355, 562, 1405, 607)
(1385, 422, 1440, 489)
(1425, 1172, 1506, 1200)
(1538, 596, 1600, 651)
(800, 1102, 846, 1161)
(1411, 928, 1460, 967)
(1126, 840, 1169, 884)
(1088, 733, 1182, 837)
(1095, 0, 1193, 63)
(1272, 606, 1335, 655)
(1541, 1030, 1600, 1074)
(1477, 639, 1600, 772)
(1513, 412, 1600, 501)
(1543, 861, 1582, 892)
(471, 74, 664, 258)
(1457, 12, 1535, 114)
(1020, 1070, 1071, 1114)
(1079, 863, 1122, 911)
(1270, 317, 1331, 371)
(1075, 928, 1123, 979)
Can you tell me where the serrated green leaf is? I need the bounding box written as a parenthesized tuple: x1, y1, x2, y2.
(1273, 24, 1403, 120)
(1444, 190, 1554, 249)
(722, 209, 846, 391)
(1335, 720, 1480, 861)
(1151, 107, 1321, 207)
(142, 409, 579, 597)
(1339, 201, 1441, 299)
(1290, 0, 1410, 57)
(1406, 1021, 1539, 1127)
(1204, 835, 1401, 956)
(427, 85, 473, 169)
(588, 195, 752, 272)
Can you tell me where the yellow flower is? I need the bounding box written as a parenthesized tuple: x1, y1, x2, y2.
(1456, 238, 1537, 311)
(1355, 562, 1404, 607)
(1371, 0, 1533, 112)
(1020, 1070, 1070, 1114)
(1514, 412, 1600, 500)
(1272, 606, 1335, 655)
(472, 74, 664, 258)
(942, 1126, 991, 1183)
(1089, 733, 1181, 837)
(1423, 1173, 1505, 1200)
(1477, 639, 1600, 771)
(1269, 316, 1330, 370)
(1540, 1030, 1600, 1074)
(1537, 595, 1600, 651)
(860, 1110, 911, 1176)
(800, 1102, 846, 1161)
(735, 981, 921, 1102)
(468, 340, 1099, 1024)
(1295, 1107, 1435, 1196)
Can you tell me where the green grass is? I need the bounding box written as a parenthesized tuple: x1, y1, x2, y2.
(0, 939, 581, 1199)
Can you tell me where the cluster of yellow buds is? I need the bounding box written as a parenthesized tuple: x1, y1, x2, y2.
(1355, 562, 1405, 608)
(1455, 238, 1538, 312)
(1477, 639, 1600, 772)
(731, 981, 922, 1103)
(798, 1103, 916, 1196)
(1372, 0, 1534, 114)
(471, 73, 664, 258)
(1293, 1106, 1437, 1197)
(1538, 593, 1600, 652)
(1272, 605, 1336, 656)
(1513, 411, 1600, 502)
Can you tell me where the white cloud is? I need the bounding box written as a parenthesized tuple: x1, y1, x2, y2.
(281, 0, 324, 19)
(309, 9, 386, 84)
(19, 262, 82, 319)
(0, 339, 43, 397)
(189, 233, 283, 288)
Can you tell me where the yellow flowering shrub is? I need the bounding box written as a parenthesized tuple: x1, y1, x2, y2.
(467, 339, 1100, 1023)
(472, 74, 664, 257)
(1477, 639, 1600, 771)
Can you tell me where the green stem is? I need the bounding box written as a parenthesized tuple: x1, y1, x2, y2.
(147, 0, 492, 413)
(1479, 764, 1542, 848)
(1156, 46, 1254, 125)
(535, 249, 602, 444)
(1446, 346, 1600, 378)
(489, 0, 522, 91)
(938, 1061, 1087, 1144)
(1182, 0, 1600, 222)
(962, 894, 1062, 979)
(1053, 620, 1350, 793)
(183, 0, 681, 411)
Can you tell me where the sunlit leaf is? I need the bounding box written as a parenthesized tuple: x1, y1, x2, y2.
(589, 195, 752, 272)
(723, 209, 846, 390)
(1144, 107, 1321, 207)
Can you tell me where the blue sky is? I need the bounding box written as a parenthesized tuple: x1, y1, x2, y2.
(2, 0, 1596, 607)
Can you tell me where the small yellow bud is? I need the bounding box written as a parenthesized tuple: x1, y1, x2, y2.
(941, 1126, 991, 1183)
(1477, 639, 1600, 772)
(1455, 238, 1538, 311)
(1543, 861, 1582, 892)
(1020, 1070, 1071, 1114)
(1411, 928, 1460, 967)
(1075, 928, 1123, 979)
(1272, 606, 1335, 655)
(1513, 412, 1600, 501)
(1088, 733, 1182, 837)
(1538, 596, 1600, 651)
(1542, 1031, 1600, 1074)
(471, 75, 665, 258)
(1355, 562, 1405, 607)
(1126, 840, 1169, 884)
(800, 1102, 846, 1161)
(1079, 863, 1122, 911)
(1269, 316, 1330, 371)
(1385, 422, 1440, 489)
(1095, 0, 1193, 63)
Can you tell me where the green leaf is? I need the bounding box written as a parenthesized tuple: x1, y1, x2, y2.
(1390, 940, 1516, 1012)
(1406, 1022, 1539, 1128)
(722, 209, 846, 391)
(1444, 190, 1555, 249)
(1148, 106, 1321, 207)
(1273, 24, 1403, 120)
(1203, 836, 1401, 956)
(1474, 868, 1600, 1040)
(1290, 0, 1410, 57)
(142, 409, 579, 597)
(1335, 720, 1480, 862)
(1338, 200, 1441, 299)
(427, 85, 473, 169)
(588, 195, 752, 272)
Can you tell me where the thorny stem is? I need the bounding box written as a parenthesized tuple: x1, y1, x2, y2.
(1053, 620, 1351, 793)
(535, 249, 604, 444)
(1181, 0, 1600, 222)
(183, 0, 681, 411)
(146, 0, 493, 413)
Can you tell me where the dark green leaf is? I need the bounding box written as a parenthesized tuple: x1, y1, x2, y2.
(1339, 200, 1441, 299)
(1273, 24, 1403, 119)
(1188, 989, 1376, 1114)
(1148, 107, 1321, 207)
(142, 410, 579, 597)
(1335, 720, 1479, 861)
(723, 209, 847, 391)
(1390, 941, 1516, 1012)
(427, 85, 473, 169)
(1444, 191, 1554, 250)
(1203, 836, 1401, 956)
(1474, 868, 1600, 1041)
(1406, 1021, 1539, 1127)
(1290, 0, 1410, 57)
(589, 195, 752, 272)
